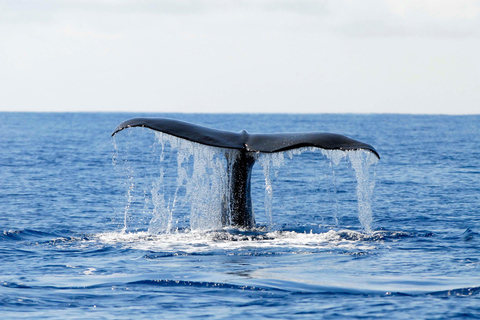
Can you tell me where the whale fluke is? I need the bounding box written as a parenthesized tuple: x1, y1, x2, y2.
(112, 117, 379, 228)
(112, 118, 379, 158)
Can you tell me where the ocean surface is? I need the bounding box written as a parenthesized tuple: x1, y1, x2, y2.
(1, 113, 479, 319)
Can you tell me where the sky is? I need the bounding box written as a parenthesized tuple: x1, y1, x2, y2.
(1, 0, 479, 114)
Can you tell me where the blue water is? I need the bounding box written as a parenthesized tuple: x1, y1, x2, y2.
(1, 113, 480, 319)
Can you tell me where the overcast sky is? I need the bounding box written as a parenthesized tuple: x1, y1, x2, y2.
(1, 0, 479, 114)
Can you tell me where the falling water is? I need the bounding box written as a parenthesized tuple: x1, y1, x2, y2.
(112, 135, 137, 233)
(347, 150, 378, 233)
(147, 132, 236, 233)
(148, 136, 174, 234)
(256, 152, 285, 230)
(321, 149, 378, 233)
(321, 149, 346, 225)
(114, 132, 378, 234)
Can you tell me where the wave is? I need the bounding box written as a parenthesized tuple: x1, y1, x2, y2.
(2, 276, 479, 297)
(1, 229, 59, 241)
(1, 227, 437, 254)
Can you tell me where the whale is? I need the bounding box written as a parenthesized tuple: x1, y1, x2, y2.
(112, 117, 379, 229)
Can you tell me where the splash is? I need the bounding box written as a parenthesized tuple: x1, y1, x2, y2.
(94, 229, 377, 252)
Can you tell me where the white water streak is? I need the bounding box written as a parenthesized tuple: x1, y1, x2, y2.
(256, 152, 286, 230)
(321, 149, 347, 225)
(148, 134, 179, 234)
(321, 149, 378, 233)
(347, 151, 378, 234)
(111, 135, 136, 232)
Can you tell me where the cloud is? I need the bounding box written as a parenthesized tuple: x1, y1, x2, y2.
(0, 0, 328, 17)
(0, 0, 479, 114)
(62, 25, 122, 40)
(2, 0, 479, 38)
(386, 0, 480, 20)
(328, 0, 480, 38)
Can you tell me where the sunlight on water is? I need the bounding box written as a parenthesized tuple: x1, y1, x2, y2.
(114, 133, 378, 234)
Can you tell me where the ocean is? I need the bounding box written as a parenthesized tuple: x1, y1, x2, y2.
(1, 113, 479, 319)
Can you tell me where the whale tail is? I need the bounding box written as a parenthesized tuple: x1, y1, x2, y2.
(112, 117, 380, 158)
(112, 117, 379, 228)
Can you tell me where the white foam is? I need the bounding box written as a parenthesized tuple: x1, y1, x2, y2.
(94, 229, 376, 253)
(83, 268, 97, 275)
